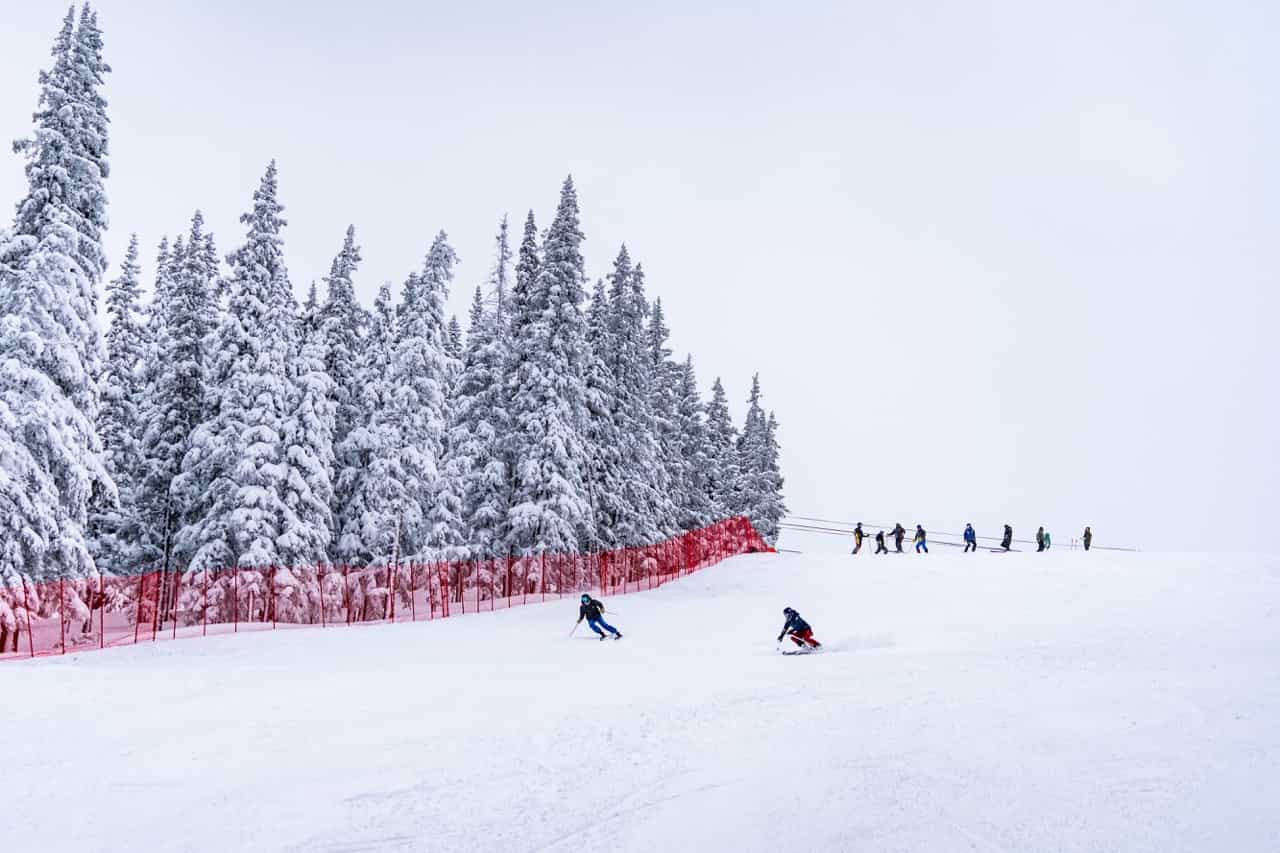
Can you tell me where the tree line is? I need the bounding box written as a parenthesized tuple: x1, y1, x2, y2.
(0, 5, 786, 588)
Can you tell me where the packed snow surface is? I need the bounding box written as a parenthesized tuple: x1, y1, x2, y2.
(6, 550, 1279, 852)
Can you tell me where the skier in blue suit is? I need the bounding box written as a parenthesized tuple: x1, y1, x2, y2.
(577, 594, 622, 641)
(963, 524, 977, 553)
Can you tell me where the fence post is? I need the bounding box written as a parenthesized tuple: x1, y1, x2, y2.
(133, 573, 144, 644)
(202, 570, 209, 637)
(409, 562, 417, 622)
(58, 578, 66, 655)
(388, 561, 397, 622)
(318, 565, 326, 628)
(234, 569, 239, 633)
(150, 571, 162, 641)
(269, 567, 277, 629)
(171, 570, 181, 640)
(22, 577, 34, 658)
(98, 572, 105, 649)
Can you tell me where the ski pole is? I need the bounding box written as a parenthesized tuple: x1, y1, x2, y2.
(569, 621, 579, 638)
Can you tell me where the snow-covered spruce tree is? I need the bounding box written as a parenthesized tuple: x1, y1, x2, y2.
(0, 6, 112, 584)
(451, 215, 517, 560)
(645, 293, 682, 536)
(388, 232, 459, 557)
(136, 213, 216, 573)
(175, 162, 295, 573)
(733, 374, 785, 542)
(755, 411, 787, 544)
(505, 177, 593, 557)
(582, 279, 625, 551)
(673, 355, 716, 530)
(703, 377, 740, 520)
(335, 283, 404, 565)
(603, 248, 665, 546)
(513, 209, 539, 311)
(446, 315, 463, 362)
(90, 234, 146, 568)
(277, 304, 336, 568)
(319, 225, 367, 556)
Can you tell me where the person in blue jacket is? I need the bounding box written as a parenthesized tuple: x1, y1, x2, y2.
(777, 607, 822, 650)
(576, 594, 622, 641)
(963, 523, 977, 553)
(914, 525, 928, 553)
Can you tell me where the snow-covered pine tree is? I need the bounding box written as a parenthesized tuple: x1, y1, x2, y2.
(451, 216, 517, 560)
(644, 293, 681, 536)
(673, 355, 716, 530)
(513, 209, 539, 310)
(319, 225, 367, 556)
(703, 377, 740, 520)
(335, 283, 403, 564)
(277, 301, 336, 567)
(734, 373, 779, 537)
(603, 248, 665, 547)
(487, 213, 513, 319)
(175, 162, 295, 572)
(389, 232, 459, 557)
(302, 281, 320, 331)
(755, 411, 787, 545)
(137, 212, 216, 573)
(0, 6, 112, 583)
(505, 177, 593, 557)
(582, 278, 625, 551)
(91, 234, 146, 568)
(446, 315, 463, 362)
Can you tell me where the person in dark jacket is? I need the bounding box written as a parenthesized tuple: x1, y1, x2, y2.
(874, 529, 888, 554)
(576, 594, 622, 640)
(1083, 527, 1093, 551)
(963, 523, 977, 553)
(914, 525, 928, 553)
(1001, 525, 1013, 551)
(1036, 527, 1046, 552)
(892, 523, 907, 552)
(852, 522, 865, 554)
(777, 607, 822, 650)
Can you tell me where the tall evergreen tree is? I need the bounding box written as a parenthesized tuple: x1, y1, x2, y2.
(448, 288, 508, 558)
(335, 283, 403, 564)
(673, 355, 715, 530)
(175, 162, 295, 571)
(582, 279, 625, 550)
(91, 234, 145, 567)
(278, 307, 336, 566)
(704, 377, 739, 519)
(645, 294, 681, 536)
(388, 232, 458, 556)
(136, 212, 215, 572)
(505, 177, 592, 555)
(0, 5, 112, 583)
(602, 248, 664, 546)
(734, 374, 785, 541)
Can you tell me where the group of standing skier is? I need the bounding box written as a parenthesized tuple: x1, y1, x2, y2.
(852, 522, 928, 555)
(853, 523, 1095, 554)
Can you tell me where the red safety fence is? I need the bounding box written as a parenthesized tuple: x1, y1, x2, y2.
(0, 517, 770, 661)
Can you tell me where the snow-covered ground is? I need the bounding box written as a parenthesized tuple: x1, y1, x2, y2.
(5, 549, 1278, 852)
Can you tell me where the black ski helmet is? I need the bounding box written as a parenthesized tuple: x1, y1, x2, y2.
(782, 606, 795, 617)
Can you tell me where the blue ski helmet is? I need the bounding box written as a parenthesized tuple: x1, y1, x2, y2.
(580, 594, 590, 604)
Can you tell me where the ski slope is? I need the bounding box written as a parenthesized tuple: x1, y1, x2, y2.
(5, 549, 1279, 852)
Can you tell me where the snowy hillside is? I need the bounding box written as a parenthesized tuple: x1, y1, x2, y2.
(6, 549, 1279, 852)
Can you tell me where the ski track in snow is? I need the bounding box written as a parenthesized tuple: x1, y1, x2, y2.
(5, 550, 1280, 852)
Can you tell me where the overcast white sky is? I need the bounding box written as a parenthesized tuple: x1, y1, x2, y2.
(2, 1, 1276, 550)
